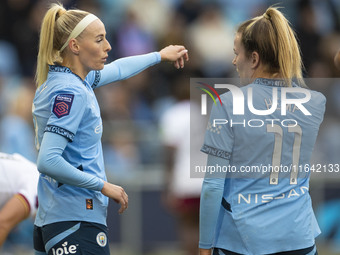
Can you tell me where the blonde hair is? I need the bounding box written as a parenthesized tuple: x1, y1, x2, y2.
(237, 7, 305, 87)
(35, 3, 89, 87)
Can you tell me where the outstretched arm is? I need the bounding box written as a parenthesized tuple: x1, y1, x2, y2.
(88, 45, 189, 88)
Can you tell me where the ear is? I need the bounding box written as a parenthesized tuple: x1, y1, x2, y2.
(68, 39, 80, 55)
(251, 51, 260, 69)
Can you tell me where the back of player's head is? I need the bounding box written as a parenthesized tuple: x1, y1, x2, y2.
(237, 7, 304, 87)
(36, 3, 89, 87)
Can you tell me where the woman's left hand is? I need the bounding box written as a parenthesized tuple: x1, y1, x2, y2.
(159, 45, 189, 69)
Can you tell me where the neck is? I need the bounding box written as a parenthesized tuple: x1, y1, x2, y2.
(251, 68, 281, 82)
(61, 57, 88, 80)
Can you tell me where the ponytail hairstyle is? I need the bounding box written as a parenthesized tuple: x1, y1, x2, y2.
(237, 7, 305, 87)
(35, 3, 89, 87)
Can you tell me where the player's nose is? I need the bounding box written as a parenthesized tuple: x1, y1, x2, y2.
(104, 39, 111, 52)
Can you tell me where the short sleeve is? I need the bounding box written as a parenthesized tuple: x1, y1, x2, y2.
(46, 89, 86, 142)
(13, 154, 39, 217)
(201, 96, 234, 160)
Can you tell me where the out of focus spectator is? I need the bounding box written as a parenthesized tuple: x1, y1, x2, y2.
(296, 0, 340, 76)
(104, 122, 141, 180)
(187, 4, 234, 77)
(128, 0, 172, 40)
(175, 0, 203, 25)
(0, 80, 36, 162)
(295, 0, 323, 74)
(116, 8, 156, 57)
(160, 76, 204, 255)
(0, 41, 20, 76)
(0, 0, 40, 76)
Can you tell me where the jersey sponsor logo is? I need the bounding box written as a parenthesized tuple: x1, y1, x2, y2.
(53, 94, 74, 118)
(238, 186, 309, 204)
(96, 232, 107, 247)
(51, 241, 78, 255)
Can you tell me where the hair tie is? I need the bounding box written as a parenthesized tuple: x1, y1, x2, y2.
(263, 13, 270, 20)
(58, 9, 67, 17)
(59, 14, 98, 52)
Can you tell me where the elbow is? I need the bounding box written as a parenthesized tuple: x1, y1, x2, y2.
(36, 153, 48, 175)
(201, 180, 224, 200)
(202, 178, 225, 191)
(37, 151, 56, 176)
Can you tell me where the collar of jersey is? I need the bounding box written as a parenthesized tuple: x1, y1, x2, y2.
(253, 78, 287, 87)
(49, 65, 85, 85)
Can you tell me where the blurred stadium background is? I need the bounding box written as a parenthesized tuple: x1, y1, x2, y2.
(1, 0, 340, 254)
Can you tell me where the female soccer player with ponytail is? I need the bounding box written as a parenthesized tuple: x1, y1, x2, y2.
(33, 3, 188, 254)
(199, 7, 325, 255)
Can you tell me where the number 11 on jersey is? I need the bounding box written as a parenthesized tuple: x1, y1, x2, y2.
(267, 124, 302, 185)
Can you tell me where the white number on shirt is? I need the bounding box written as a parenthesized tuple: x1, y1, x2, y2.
(267, 124, 302, 185)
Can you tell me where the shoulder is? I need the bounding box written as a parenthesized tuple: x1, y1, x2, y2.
(46, 75, 87, 102)
(218, 84, 252, 110)
(308, 89, 326, 117)
(46, 66, 87, 93)
(309, 89, 326, 104)
(219, 83, 254, 101)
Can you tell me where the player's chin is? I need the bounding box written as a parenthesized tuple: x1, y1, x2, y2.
(93, 63, 105, 71)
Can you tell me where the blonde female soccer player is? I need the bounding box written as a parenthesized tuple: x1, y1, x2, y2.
(33, 3, 189, 254)
(199, 7, 325, 255)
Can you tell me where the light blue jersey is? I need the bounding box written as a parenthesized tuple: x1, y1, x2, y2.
(32, 53, 160, 227)
(200, 78, 326, 254)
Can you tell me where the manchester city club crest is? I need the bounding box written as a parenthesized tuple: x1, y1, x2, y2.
(96, 232, 107, 247)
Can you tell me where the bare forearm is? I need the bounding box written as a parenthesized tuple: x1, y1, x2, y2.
(0, 195, 29, 246)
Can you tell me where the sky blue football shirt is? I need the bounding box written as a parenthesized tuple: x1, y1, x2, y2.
(200, 78, 326, 254)
(33, 52, 160, 227)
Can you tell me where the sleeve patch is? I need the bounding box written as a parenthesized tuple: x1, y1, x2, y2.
(52, 94, 74, 118)
(201, 144, 231, 160)
(44, 125, 75, 141)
